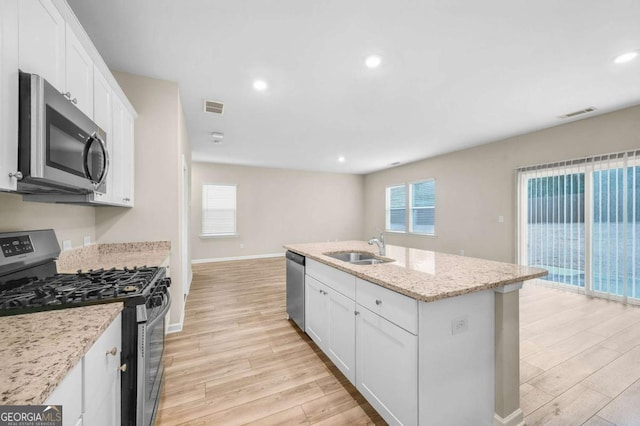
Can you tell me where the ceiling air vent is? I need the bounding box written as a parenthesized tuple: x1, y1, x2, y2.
(558, 107, 596, 120)
(204, 99, 224, 115)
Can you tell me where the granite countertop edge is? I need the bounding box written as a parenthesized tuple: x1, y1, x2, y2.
(284, 241, 547, 302)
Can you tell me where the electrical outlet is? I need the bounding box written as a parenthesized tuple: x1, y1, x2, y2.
(498, 215, 504, 223)
(83, 236, 91, 246)
(62, 240, 72, 251)
(452, 315, 468, 335)
(459, 249, 465, 256)
(239, 243, 244, 249)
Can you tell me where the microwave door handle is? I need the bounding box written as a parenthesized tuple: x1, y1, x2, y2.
(82, 133, 109, 189)
(96, 134, 110, 188)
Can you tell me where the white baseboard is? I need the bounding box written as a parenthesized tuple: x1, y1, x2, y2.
(494, 409, 524, 426)
(167, 302, 186, 334)
(192, 252, 284, 264)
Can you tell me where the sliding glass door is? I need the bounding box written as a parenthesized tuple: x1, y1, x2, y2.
(518, 151, 640, 304)
(592, 164, 640, 299)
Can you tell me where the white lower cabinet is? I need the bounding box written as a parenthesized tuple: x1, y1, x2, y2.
(326, 285, 356, 382)
(305, 276, 328, 347)
(83, 314, 122, 426)
(356, 306, 418, 426)
(45, 313, 122, 426)
(44, 360, 82, 426)
(305, 275, 356, 383)
(304, 261, 496, 426)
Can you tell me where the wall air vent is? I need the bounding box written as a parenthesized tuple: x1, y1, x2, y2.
(558, 107, 596, 119)
(204, 99, 224, 115)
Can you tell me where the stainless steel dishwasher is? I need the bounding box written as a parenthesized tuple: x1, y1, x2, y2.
(286, 250, 305, 331)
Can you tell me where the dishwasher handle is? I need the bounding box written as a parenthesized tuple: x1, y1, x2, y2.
(286, 250, 305, 266)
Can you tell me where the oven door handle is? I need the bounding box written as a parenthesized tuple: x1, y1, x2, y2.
(147, 290, 171, 330)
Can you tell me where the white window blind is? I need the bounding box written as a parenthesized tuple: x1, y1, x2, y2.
(517, 150, 640, 304)
(385, 180, 435, 235)
(386, 185, 406, 232)
(202, 184, 236, 236)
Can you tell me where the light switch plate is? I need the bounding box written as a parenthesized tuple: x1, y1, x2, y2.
(62, 240, 72, 251)
(83, 236, 91, 246)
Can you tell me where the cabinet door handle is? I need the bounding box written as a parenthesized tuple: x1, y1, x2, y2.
(118, 364, 127, 373)
(375, 299, 382, 305)
(63, 92, 71, 99)
(106, 347, 118, 356)
(354, 311, 360, 316)
(71, 98, 78, 105)
(8, 171, 23, 180)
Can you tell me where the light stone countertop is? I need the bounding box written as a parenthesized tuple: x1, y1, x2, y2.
(283, 241, 547, 302)
(0, 303, 123, 405)
(56, 241, 171, 273)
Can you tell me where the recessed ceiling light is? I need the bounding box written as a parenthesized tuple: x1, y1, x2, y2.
(338, 156, 346, 163)
(365, 55, 382, 69)
(253, 80, 268, 91)
(614, 51, 638, 64)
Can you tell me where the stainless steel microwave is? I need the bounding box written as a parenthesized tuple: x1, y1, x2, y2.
(17, 71, 109, 194)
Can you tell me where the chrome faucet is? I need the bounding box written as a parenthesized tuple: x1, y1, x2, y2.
(368, 232, 386, 256)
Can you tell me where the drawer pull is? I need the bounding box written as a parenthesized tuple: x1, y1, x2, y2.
(375, 299, 382, 305)
(118, 364, 127, 373)
(354, 311, 360, 316)
(106, 347, 118, 356)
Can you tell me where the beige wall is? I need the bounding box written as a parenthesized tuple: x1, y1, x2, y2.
(364, 105, 640, 263)
(95, 71, 191, 328)
(191, 162, 364, 260)
(0, 192, 95, 248)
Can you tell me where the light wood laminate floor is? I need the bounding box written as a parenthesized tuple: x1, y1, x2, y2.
(157, 258, 640, 425)
(156, 258, 385, 425)
(521, 281, 640, 425)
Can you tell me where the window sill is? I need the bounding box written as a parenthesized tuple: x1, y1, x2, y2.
(200, 233, 239, 239)
(384, 230, 437, 238)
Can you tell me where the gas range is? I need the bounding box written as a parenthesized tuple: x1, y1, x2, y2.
(0, 266, 167, 315)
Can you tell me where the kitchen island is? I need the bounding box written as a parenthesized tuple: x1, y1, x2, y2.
(284, 241, 546, 426)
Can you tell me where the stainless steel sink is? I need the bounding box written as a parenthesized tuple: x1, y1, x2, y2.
(324, 251, 393, 265)
(350, 258, 389, 265)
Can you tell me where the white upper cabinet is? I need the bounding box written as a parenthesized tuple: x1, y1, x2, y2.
(92, 67, 113, 203)
(65, 22, 93, 117)
(93, 66, 112, 135)
(121, 108, 135, 206)
(18, 0, 66, 91)
(0, 0, 19, 191)
(5, 0, 136, 205)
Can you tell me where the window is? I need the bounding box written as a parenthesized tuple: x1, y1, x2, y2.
(385, 180, 435, 235)
(386, 185, 406, 231)
(517, 150, 640, 304)
(202, 184, 237, 236)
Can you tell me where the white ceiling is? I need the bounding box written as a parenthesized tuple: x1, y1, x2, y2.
(67, 0, 640, 175)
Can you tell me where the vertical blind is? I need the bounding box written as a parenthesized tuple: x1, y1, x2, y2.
(202, 184, 236, 235)
(517, 150, 640, 304)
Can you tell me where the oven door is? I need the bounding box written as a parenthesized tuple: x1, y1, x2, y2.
(138, 291, 171, 426)
(18, 71, 109, 193)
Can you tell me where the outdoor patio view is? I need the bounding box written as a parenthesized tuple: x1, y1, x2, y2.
(525, 164, 640, 300)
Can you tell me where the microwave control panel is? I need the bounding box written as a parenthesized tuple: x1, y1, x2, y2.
(0, 235, 34, 258)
